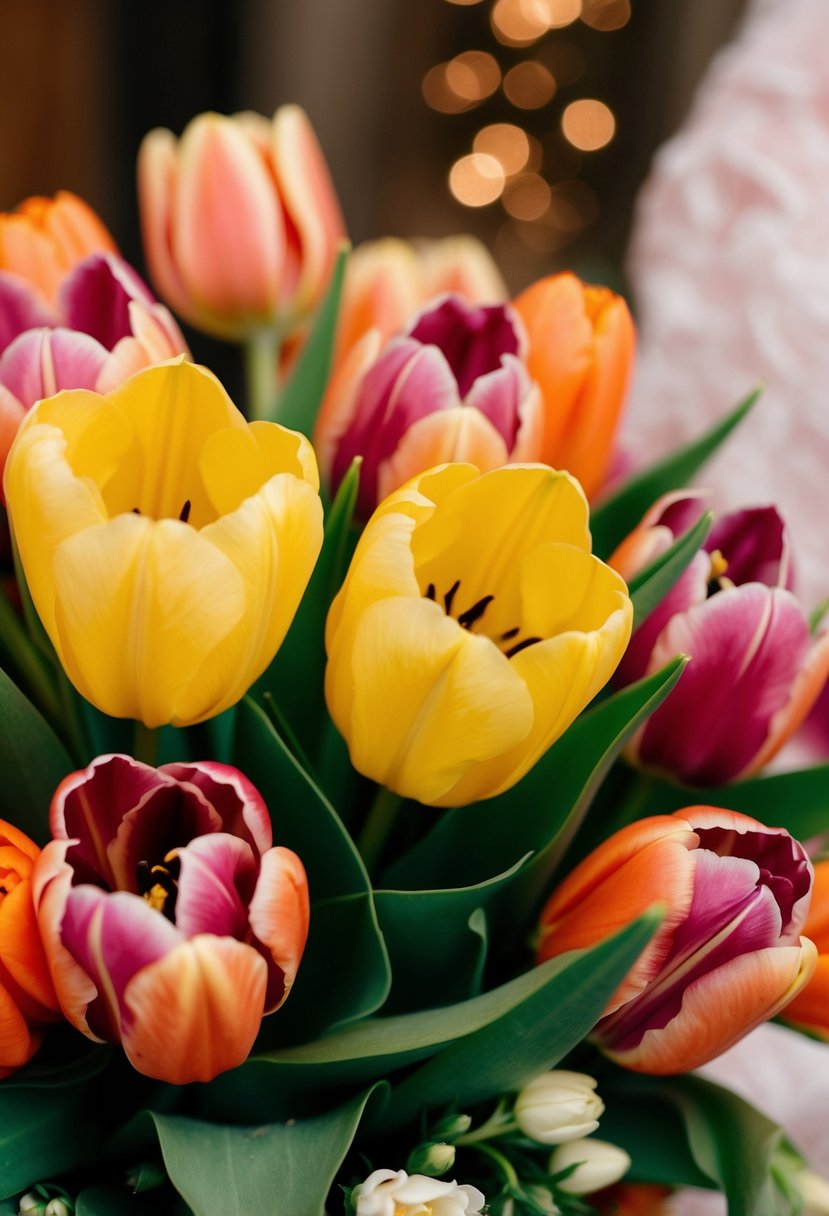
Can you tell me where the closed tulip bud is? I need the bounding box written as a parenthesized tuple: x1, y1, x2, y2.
(514, 1070, 604, 1145)
(0, 819, 60, 1078)
(407, 1142, 456, 1177)
(782, 858, 829, 1038)
(611, 494, 829, 785)
(138, 106, 345, 341)
(316, 294, 543, 518)
(17, 1195, 45, 1215)
(351, 1170, 485, 1216)
(33, 754, 309, 1084)
(43, 1202, 72, 1216)
(538, 808, 816, 1074)
(512, 273, 635, 499)
(334, 235, 507, 370)
(550, 1139, 631, 1195)
(4, 359, 323, 726)
(797, 1169, 829, 1215)
(431, 1114, 473, 1140)
(0, 191, 116, 310)
(325, 464, 631, 806)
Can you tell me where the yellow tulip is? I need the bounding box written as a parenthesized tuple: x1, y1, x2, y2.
(4, 359, 323, 726)
(325, 464, 632, 806)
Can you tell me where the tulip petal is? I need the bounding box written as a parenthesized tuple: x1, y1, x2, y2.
(159, 761, 273, 857)
(0, 271, 55, 353)
(378, 407, 510, 505)
(248, 846, 310, 1010)
(0, 880, 58, 1015)
(0, 980, 38, 1073)
(463, 353, 530, 449)
(33, 841, 100, 1036)
(137, 128, 198, 323)
(174, 833, 257, 939)
(707, 506, 791, 590)
(200, 418, 320, 517)
(51, 513, 246, 725)
(615, 550, 709, 686)
(741, 626, 829, 778)
(407, 295, 521, 397)
(315, 327, 384, 482)
(122, 934, 267, 1083)
(606, 938, 817, 1074)
(0, 327, 108, 409)
(782, 954, 829, 1036)
(331, 595, 534, 805)
(60, 252, 154, 349)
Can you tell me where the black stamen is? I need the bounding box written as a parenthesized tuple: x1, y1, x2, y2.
(500, 626, 520, 640)
(179, 499, 192, 523)
(136, 859, 151, 894)
(0, 886, 7, 896)
(505, 636, 542, 659)
(425, 583, 436, 600)
(131, 507, 141, 514)
(458, 595, 495, 630)
(444, 579, 461, 614)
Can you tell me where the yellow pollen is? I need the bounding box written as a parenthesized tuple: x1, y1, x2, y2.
(708, 549, 728, 581)
(144, 882, 169, 913)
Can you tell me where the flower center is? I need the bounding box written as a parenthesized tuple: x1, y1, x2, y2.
(0, 868, 21, 900)
(706, 548, 733, 597)
(136, 851, 180, 922)
(130, 499, 192, 524)
(424, 578, 541, 659)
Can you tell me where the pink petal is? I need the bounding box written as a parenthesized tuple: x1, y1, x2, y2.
(158, 761, 272, 857)
(407, 294, 522, 396)
(463, 352, 531, 449)
(0, 327, 107, 409)
(59, 252, 156, 349)
(0, 271, 56, 354)
(615, 549, 709, 685)
(137, 128, 196, 322)
(707, 506, 792, 589)
(174, 833, 257, 939)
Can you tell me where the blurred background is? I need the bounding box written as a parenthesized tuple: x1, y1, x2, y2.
(0, 0, 746, 294)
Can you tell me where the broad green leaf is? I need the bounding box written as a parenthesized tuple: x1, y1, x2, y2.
(276, 244, 349, 437)
(374, 857, 529, 1012)
(597, 1087, 714, 1189)
(0, 591, 62, 730)
(152, 1084, 385, 1216)
(0, 663, 74, 844)
(591, 387, 761, 559)
(629, 511, 714, 628)
(202, 912, 659, 1125)
(76, 1188, 152, 1216)
(382, 659, 686, 930)
(380, 909, 660, 1131)
(255, 457, 360, 758)
(0, 1046, 112, 1201)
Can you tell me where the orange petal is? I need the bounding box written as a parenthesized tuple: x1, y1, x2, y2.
(782, 953, 829, 1036)
(0, 880, 58, 1015)
(248, 847, 310, 1011)
(137, 129, 196, 323)
(0, 980, 39, 1073)
(314, 327, 383, 482)
(33, 842, 100, 1038)
(377, 407, 511, 502)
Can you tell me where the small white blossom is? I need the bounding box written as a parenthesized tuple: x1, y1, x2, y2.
(352, 1168, 486, 1216)
(514, 1070, 605, 1145)
(799, 1169, 829, 1216)
(550, 1137, 631, 1195)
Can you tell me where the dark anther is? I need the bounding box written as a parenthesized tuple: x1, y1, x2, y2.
(505, 636, 542, 659)
(131, 507, 141, 514)
(0, 886, 7, 896)
(500, 626, 520, 640)
(444, 579, 461, 614)
(136, 859, 151, 894)
(425, 583, 436, 600)
(458, 595, 495, 630)
(179, 499, 192, 523)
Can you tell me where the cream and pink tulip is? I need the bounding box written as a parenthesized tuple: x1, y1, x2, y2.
(537, 808, 816, 1074)
(33, 755, 309, 1084)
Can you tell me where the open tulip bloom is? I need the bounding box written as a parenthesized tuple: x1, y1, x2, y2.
(0, 119, 828, 1216)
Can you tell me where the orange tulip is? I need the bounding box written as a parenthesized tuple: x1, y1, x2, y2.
(0, 819, 60, 1077)
(782, 858, 829, 1038)
(512, 273, 635, 498)
(537, 808, 816, 1074)
(0, 191, 116, 308)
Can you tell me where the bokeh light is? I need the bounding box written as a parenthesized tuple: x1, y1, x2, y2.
(444, 0, 486, 5)
(491, 0, 549, 47)
(446, 51, 502, 100)
(561, 98, 616, 150)
(473, 123, 531, 175)
(503, 60, 557, 109)
(449, 153, 507, 206)
(580, 0, 631, 30)
(543, 0, 583, 29)
(503, 172, 552, 220)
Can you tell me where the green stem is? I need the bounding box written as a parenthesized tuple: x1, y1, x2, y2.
(357, 786, 403, 875)
(244, 330, 281, 421)
(469, 1142, 521, 1191)
(0, 592, 62, 726)
(457, 1116, 519, 1146)
(133, 721, 160, 767)
(55, 671, 90, 766)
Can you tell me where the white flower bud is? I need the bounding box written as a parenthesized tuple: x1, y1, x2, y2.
(18, 1197, 44, 1216)
(44, 1202, 72, 1216)
(514, 1070, 605, 1145)
(352, 1168, 486, 1216)
(550, 1137, 631, 1195)
(799, 1169, 829, 1215)
(407, 1142, 457, 1176)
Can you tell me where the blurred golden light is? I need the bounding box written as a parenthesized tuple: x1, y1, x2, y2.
(449, 153, 506, 207)
(423, 64, 473, 113)
(525, 134, 544, 171)
(445, 0, 486, 5)
(580, 0, 631, 29)
(549, 179, 599, 229)
(542, 0, 582, 28)
(503, 61, 557, 109)
(446, 51, 501, 101)
(561, 99, 616, 150)
(473, 123, 531, 176)
(491, 0, 548, 46)
(503, 173, 551, 220)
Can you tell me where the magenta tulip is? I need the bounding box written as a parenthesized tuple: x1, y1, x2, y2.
(33, 755, 309, 1084)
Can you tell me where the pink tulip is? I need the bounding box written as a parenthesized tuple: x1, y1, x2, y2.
(137, 106, 346, 341)
(611, 494, 829, 785)
(537, 807, 816, 1074)
(33, 755, 309, 1084)
(315, 293, 542, 517)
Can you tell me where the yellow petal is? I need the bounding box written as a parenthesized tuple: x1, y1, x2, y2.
(200, 419, 319, 518)
(51, 514, 245, 725)
(327, 595, 533, 805)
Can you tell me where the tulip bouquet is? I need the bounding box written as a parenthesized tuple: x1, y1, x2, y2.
(0, 104, 828, 1216)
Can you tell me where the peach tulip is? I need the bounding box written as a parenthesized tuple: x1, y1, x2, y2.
(0, 819, 60, 1077)
(782, 859, 829, 1039)
(138, 106, 345, 341)
(33, 755, 309, 1084)
(537, 808, 816, 1074)
(512, 273, 635, 499)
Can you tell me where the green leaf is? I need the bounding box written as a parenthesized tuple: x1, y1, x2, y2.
(202, 912, 659, 1125)
(0, 1046, 112, 1201)
(591, 386, 761, 559)
(382, 659, 687, 935)
(255, 457, 360, 758)
(380, 909, 661, 1131)
(276, 244, 350, 438)
(152, 1085, 386, 1216)
(0, 591, 62, 730)
(629, 511, 714, 629)
(0, 663, 74, 844)
(597, 1086, 714, 1189)
(76, 1187, 153, 1216)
